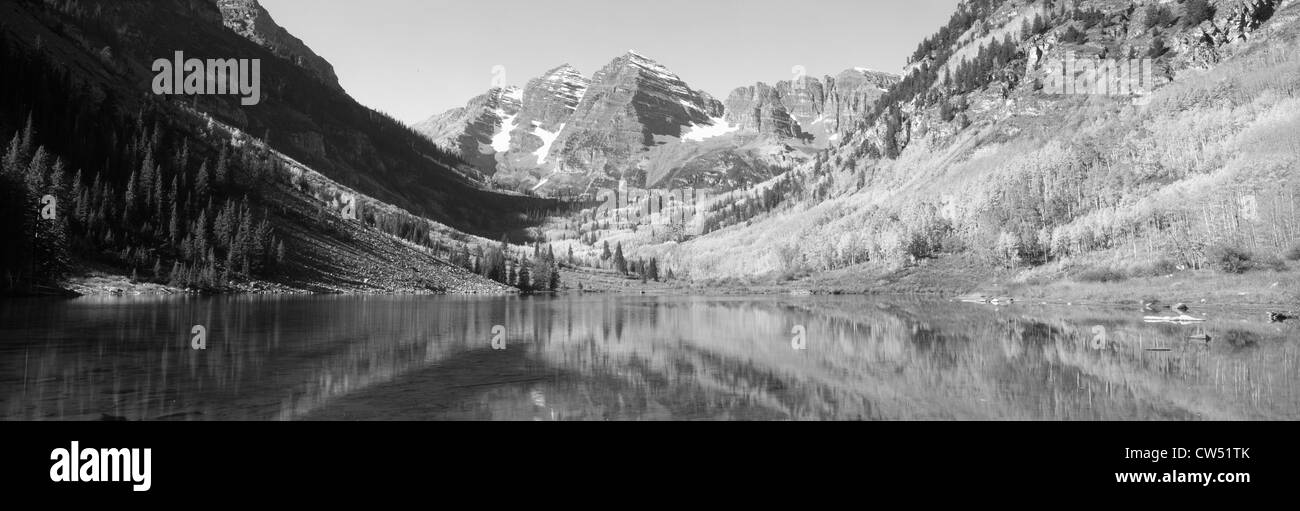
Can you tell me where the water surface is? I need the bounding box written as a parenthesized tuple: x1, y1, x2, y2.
(1, 294, 1297, 420)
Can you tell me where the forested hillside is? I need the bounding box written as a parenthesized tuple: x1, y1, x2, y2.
(0, 0, 570, 294)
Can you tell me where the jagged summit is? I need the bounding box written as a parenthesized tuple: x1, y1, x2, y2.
(613, 50, 684, 79)
(213, 0, 343, 92)
(493, 86, 524, 103)
(531, 64, 588, 107)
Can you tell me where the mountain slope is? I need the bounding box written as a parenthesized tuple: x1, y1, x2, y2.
(0, 0, 554, 294)
(7, 0, 554, 239)
(548, 0, 1299, 295)
(410, 86, 525, 178)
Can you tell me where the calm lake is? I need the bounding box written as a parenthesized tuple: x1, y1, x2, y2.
(1, 294, 1297, 420)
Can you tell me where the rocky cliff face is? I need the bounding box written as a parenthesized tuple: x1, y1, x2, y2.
(818, 69, 899, 132)
(724, 82, 805, 140)
(1174, 0, 1284, 68)
(496, 65, 589, 170)
(518, 64, 589, 131)
(213, 0, 343, 92)
(722, 69, 897, 143)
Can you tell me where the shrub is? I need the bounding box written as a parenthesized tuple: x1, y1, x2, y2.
(1074, 267, 1127, 283)
(1128, 258, 1179, 278)
(1254, 254, 1287, 272)
(1285, 244, 1300, 261)
(1207, 245, 1252, 274)
(1061, 25, 1087, 44)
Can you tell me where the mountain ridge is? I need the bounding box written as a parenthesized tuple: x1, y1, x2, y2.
(213, 0, 344, 93)
(415, 51, 900, 195)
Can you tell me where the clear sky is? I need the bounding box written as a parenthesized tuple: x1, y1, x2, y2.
(259, 0, 963, 124)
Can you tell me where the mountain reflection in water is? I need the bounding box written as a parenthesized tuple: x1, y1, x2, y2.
(1, 294, 1296, 420)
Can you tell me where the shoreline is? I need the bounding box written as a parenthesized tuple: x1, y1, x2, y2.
(14, 263, 1298, 319)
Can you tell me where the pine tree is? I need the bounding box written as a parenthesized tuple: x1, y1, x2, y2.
(195, 159, 210, 201)
(549, 258, 560, 291)
(613, 242, 626, 274)
(254, 218, 273, 271)
(882, 105, 903, 159)
(215, 200, 235, 251)
(18, 113, 35, 162)
(25, 146, 48, 192)
(518, 259, 531, 291)
(2, 134, 22, 176)
(169, 261, 184, 286)
(483, 237, 508, 283)
(215, 146, 230, 187)
(175, 139, 189, 174)
(140, 151, 155, 210)
(193, 209, 209, 258)
(237, 203, 253, 274)
(168, 202, 181, 245)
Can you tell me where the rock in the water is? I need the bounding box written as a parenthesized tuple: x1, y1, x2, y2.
(1173, 303, 1190, 312)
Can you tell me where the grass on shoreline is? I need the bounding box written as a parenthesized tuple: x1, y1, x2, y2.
(617, 253, 1300, 311)
(35, 253, 1300, 317)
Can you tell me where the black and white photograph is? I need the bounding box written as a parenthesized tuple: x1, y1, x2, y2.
(0, 0, 1296, 496)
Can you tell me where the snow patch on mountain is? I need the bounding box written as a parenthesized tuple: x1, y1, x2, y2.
(682, 117, 739, 142)
(533, 123, 563, 163)
(491, 112, 517, 152)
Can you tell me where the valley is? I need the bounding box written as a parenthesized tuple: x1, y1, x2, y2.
(1, 0, 1297, 319)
